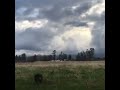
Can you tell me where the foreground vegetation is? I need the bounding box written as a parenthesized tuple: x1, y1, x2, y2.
(15, 61, 105, 90)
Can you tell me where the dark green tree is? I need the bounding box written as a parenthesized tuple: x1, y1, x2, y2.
(21, 53, 26, 62)
(89, 48, 95, 59)
(85, 49, 89, 59)
(76, 53, 80, 61)
(48, 55, 52, 60)
(82, 51, 86, 60)
(15, 55, 18, 62)
(68, 54, 72, 60)
(63, 53, 67, 60)
(18, 55, 21, 61)
(33, 54, 37, 61)
(52, 50, 56, 61)
(59, 52, 63, 61)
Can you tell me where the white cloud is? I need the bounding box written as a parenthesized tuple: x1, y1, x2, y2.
(71, 4, 80, 10)
(48, 27, 92, 53)
(87, 2, 105, 15)
(15, 0, 105, 56)
(15, 49, 52, 56)
(63, 27, 92, 49)
(87, 22, 95, 28)
(15, 19, 48, 31)
(80, 0, 105, 18)
(49, 36, 66, 51)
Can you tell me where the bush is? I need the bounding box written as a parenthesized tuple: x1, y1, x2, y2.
(34, 73, 43, 84)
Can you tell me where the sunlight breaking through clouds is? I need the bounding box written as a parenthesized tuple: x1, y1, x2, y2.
(15, 0, 105, 57)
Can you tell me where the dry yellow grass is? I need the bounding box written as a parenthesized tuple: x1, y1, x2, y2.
(15, 61, 105, 68)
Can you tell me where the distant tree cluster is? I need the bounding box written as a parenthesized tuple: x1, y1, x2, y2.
(15, 53, 27, 62)
(76, 48, 95, 61)
(15, 48, 104, 62)
(15, 54, 53, 62)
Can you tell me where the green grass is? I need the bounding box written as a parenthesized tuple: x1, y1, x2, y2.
(15, 64, 105, 90)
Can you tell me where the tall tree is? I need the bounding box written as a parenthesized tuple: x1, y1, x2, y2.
(68, 54, 72, 60)
(76, 53, 80, 61)
(33, 54, 37, 61)
(18, 55, 21, 61)
(15, 55, 18, 62)
(89, 48, 95, 59)
(52, 50, 56, 61)
(59, 52, 63, 61)
(86, 49, 89, 59)
(80, 52, 83, 60)
(63, 53, 67, 60)
(48, 55, 52, 61)
(21, 53, 26, 62)
(82, 51, 86, 60)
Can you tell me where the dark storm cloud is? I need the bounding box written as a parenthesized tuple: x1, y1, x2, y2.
(89, 11, 105, 57)
(15, 0, 105, 57)
(15, 0, 94, 22)
(64, 21, 87, 27)
(41, 5, 63, 22)
(74, 1, 92, 14)
(91, 22, 105, 56)
(15, 28, 56, 51)
(15, 0, 82, 9)
(40, 1, 93, 22)
(77, 1, 105, 57)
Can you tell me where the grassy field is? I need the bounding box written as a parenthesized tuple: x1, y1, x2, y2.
(15, 61, 105, 90)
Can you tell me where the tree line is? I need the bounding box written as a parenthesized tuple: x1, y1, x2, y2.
(15, 48, 103, 62)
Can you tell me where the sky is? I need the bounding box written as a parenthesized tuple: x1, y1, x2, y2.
(15, 0, 105, 57)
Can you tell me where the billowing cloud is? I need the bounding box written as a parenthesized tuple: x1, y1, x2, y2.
(15, 0, 105, 57)
(15, 27, 92, 55)
(49, 27, 92, 54)
(15, 19, 48, 31)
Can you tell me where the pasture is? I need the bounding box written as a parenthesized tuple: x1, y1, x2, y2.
(15, 61, 105, 90)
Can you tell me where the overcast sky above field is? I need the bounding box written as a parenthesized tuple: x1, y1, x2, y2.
(15, 0, 105, 56)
